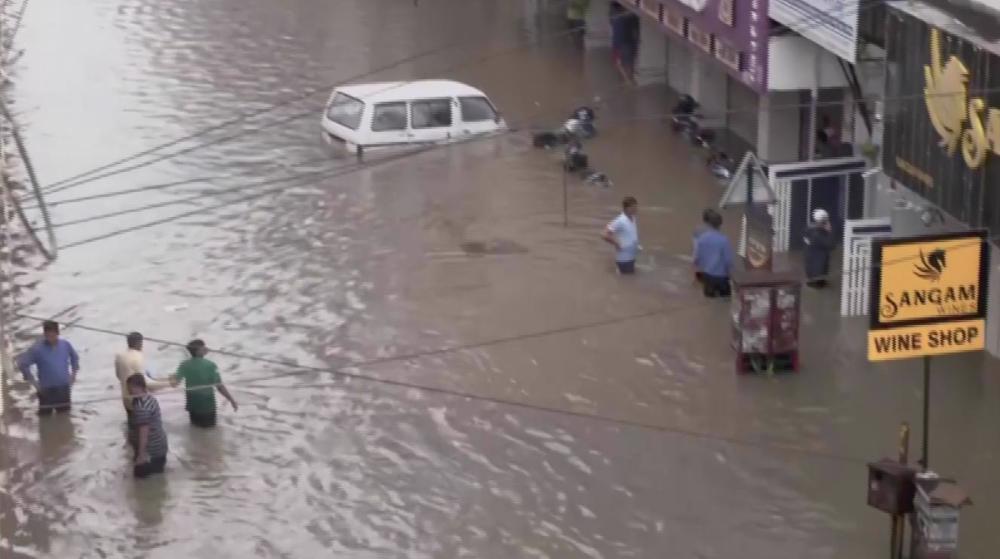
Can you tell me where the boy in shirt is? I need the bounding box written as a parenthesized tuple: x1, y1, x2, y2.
(127, 374, 168, 479)
(602, 196, 640, 274)
(170, 339, 237, 427)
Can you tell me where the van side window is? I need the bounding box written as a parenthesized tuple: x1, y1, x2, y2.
(372, 102, 407, 131)
(411, 99, 452, 129)
(459, 97, 497, 122)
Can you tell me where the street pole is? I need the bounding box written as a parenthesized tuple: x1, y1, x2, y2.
(562, 166, 568, 228)
(743, 159, 753, 254)
(891, 422, 911, 559)
(920, 356, 931, 470)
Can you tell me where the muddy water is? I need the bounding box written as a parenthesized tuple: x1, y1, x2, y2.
(2, 0, 1000, 557)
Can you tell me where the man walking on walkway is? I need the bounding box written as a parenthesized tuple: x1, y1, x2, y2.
(170, 339, 238, 427)
(115, 331, 169, 421)
(127, 374, 168, 479)
(19, 321, 80, 414)
(603, 196, 640, 274)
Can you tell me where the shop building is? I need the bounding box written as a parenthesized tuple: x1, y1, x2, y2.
(620, 0, 871, 162)
(877, 0, 1000, 355)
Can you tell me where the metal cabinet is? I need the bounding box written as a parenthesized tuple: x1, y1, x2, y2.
(731, 269, 801, 373)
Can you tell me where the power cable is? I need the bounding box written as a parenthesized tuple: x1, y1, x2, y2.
(46, 68, 662, 244)
(39, 6, 644, 196)
(12, 300, 871, 465)
(13, 229, 994, 461)
(36, 83, 983, 240)
(37, 0, 888, 199)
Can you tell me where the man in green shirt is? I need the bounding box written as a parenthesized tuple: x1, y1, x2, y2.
(170, 339, 237, 427)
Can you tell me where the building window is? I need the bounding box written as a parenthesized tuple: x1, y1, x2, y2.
(719, 0, 735, 26)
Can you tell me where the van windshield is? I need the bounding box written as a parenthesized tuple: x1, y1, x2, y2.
(459, 96, 498, 122)
(327, 92, 364, 130)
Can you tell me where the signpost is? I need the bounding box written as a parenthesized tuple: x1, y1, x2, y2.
(868, 230, 990, 469)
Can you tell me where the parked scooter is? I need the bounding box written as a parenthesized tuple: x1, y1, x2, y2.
(532, 106, 598, 148)
(563, 140, 612, 187)
(706, 151, 734, 182)
(670, 95, 716, 149)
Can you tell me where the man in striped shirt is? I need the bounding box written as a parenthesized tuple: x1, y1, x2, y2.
(127, 374, 168, 479)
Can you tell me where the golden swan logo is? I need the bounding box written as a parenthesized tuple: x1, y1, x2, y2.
(924, 30, 968, 155)
(924, 28, 1000, 169)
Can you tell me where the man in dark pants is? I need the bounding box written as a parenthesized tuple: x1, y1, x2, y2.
(693, 210, 734, 297)
(609, 1, 640, 84)
(170, 339, 238, 427)
(127, 374, 168, 479)
(19, 321, 80, 414)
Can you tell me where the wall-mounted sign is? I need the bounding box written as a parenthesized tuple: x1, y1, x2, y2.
(868, 231, 989, 361)
(770, 0, 860, 63)
(629, 0, 768, 93)
(924, 28, 1000, 170)
(882, 4, 1000, 234)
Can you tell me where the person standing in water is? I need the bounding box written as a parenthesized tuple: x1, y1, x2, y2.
(19, 321, 80, 415)
(170, 339, 238, 427)
(693, 209, 734, 298)
(128, 374, 168, 479)
(609, 2, 639, 85)
(115, 331, 169, 422)
(804, 208, 835, 288)
(603, 196, 640, 274)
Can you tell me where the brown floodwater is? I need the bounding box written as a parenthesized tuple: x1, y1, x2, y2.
(2, 0, 1000, 557)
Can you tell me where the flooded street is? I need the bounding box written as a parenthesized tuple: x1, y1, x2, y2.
(2, 0, 1000, 557)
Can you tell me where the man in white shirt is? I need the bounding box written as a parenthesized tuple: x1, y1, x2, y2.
(602, 196, 640, 274)
(115, 332, 168, 420)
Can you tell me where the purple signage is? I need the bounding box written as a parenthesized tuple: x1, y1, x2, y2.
(625, 0, 770, 93)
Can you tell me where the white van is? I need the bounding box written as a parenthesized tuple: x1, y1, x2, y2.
(321, 80, 506, 155)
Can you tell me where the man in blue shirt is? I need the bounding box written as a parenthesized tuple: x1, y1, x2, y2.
(19, 321, 80, 414)
(693, 210, 733, 297)
(603, 196, 639, 274)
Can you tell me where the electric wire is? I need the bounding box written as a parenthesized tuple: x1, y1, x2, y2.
(37, 82, 983, 243)
(11, 231, 996, 462)
(38, 0, 890, 199)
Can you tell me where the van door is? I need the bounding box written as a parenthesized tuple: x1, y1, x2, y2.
(456, 95, 500, 137)
(408, 98, 453, 144)
(367, 101, 409, 147)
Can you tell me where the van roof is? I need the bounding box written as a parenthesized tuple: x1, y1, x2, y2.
(335, 80, 489, 103)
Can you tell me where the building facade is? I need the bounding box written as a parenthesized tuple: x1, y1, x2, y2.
(878, 0, 1000, 355)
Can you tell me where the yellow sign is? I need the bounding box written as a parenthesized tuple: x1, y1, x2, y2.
(925, 28, 1000, 169)
(869, 231, 989, 362)
(877, 237, 982, 323)
(868, 319, 984, 361)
